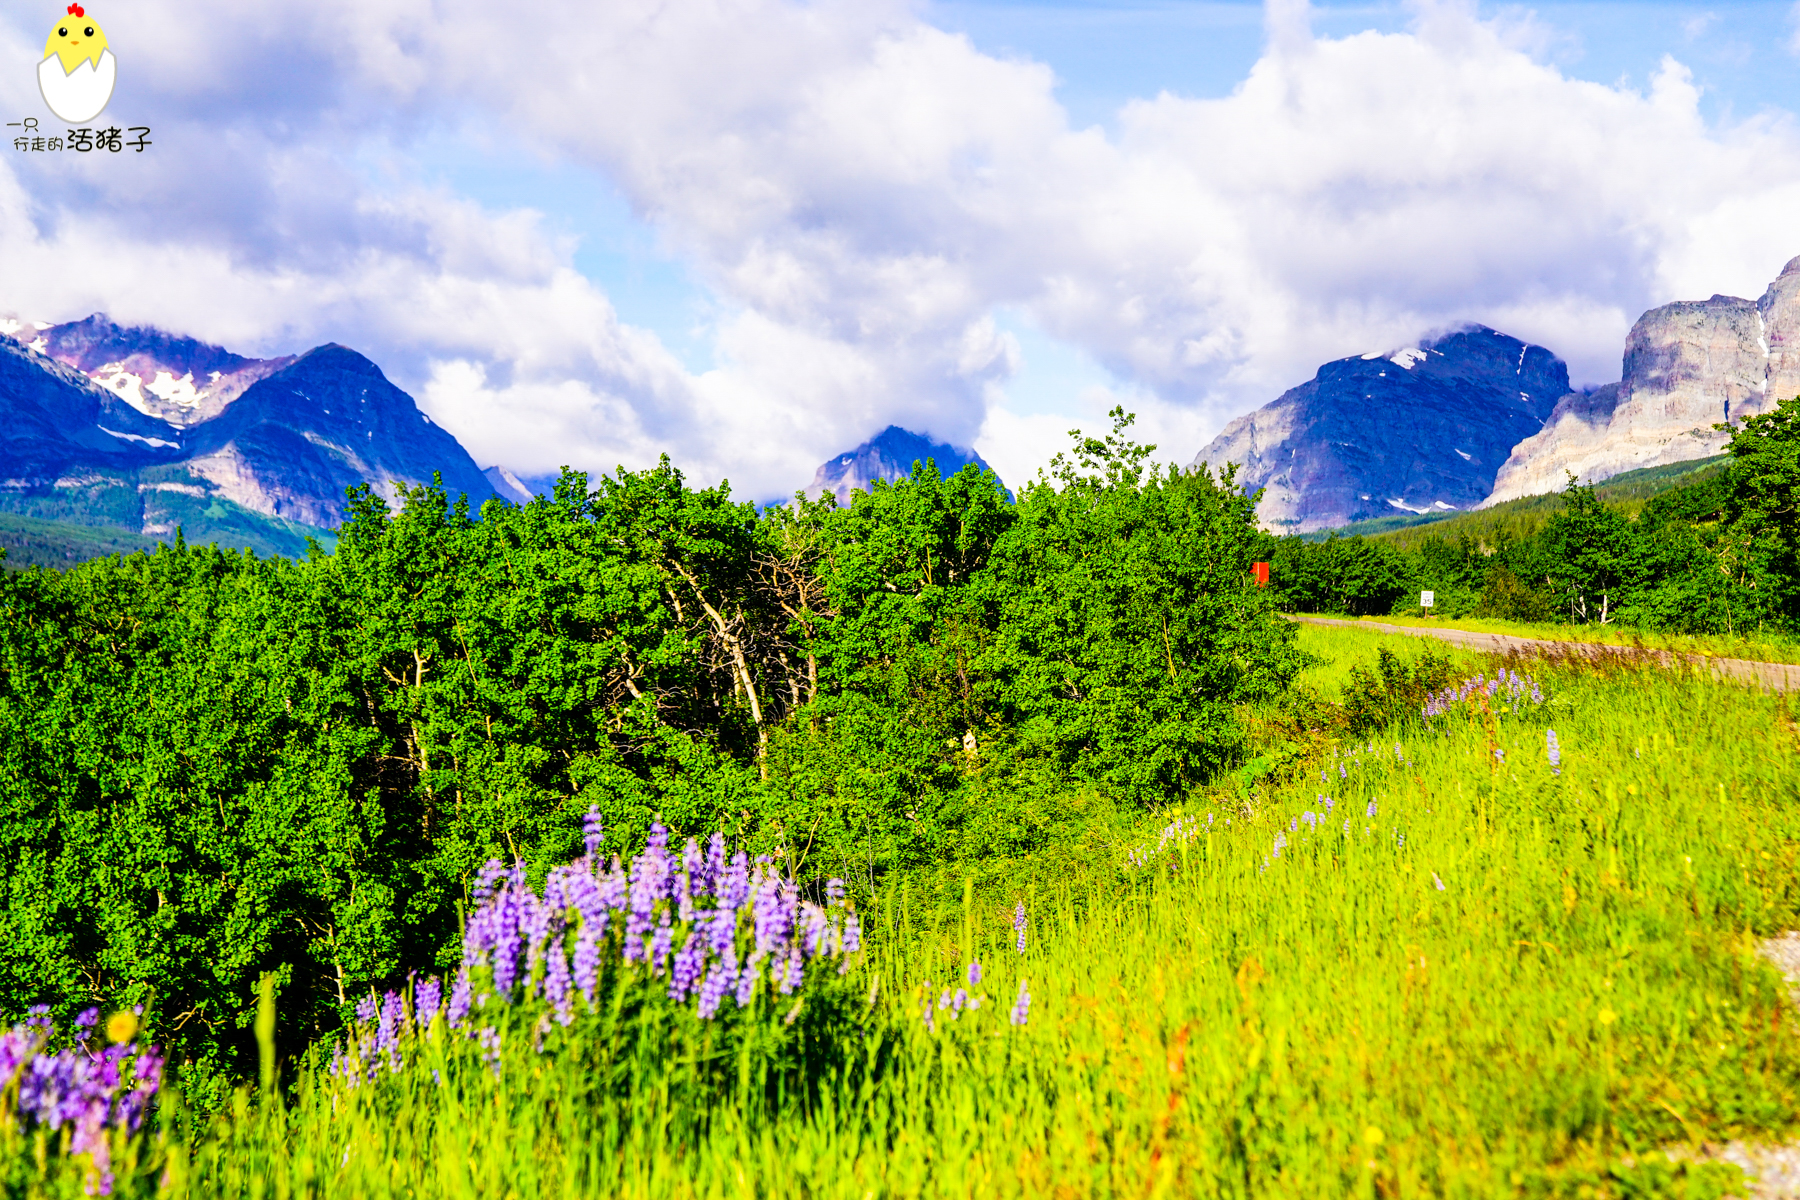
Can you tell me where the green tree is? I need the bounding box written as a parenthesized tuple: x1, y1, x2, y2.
(1540, 474, 1642, 624)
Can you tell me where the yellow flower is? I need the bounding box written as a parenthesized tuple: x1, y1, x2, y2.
(105, 1010, 138, 1044)
(1363, 1125, 1385, 1147)
(1597, 1008, 1617, 1027)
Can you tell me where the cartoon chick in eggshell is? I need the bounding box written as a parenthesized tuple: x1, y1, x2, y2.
(38, 3, 115, 124)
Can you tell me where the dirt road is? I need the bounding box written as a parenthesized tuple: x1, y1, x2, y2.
(1291, 615, 1800, 694)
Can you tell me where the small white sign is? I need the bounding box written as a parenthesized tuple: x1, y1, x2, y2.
(1420, 591, 1435, 608)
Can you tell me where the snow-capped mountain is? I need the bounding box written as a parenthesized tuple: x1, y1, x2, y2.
(806, 425, 1005, 506)
(0, 314, 502, 539)
(29, 313, 294, 428)
(1192, 326, 1568, 532)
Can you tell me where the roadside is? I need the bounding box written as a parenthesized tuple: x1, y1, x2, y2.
(1289, 615, 1800, 694)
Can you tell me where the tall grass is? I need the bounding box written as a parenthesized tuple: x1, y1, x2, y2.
(13, 627, 1800, 1198)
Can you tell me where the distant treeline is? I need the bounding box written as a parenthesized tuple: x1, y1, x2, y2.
(1268, 397, 1800, 632)
(0, 410, 1299, 1100)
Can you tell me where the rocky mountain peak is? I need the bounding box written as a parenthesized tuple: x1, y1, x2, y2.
(807, 425, 1003, 506)
(1486, 255, 1800, 504)
(1193, 324, 1567, 533)
(35, 312, 293, 428)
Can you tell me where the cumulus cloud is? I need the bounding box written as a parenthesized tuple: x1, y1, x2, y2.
(5, 0, 1800, 498)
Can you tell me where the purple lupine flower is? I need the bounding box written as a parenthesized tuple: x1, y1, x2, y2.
(571, 922, 602, 1008)
(1014, 900, 1028, 953)
(543, 934, 574, 1025)
(669, 933, 706, 1004)
(446, 967, 472, 1029)
(1339, 764, 1347, 779)
(416, 977, 443, 1030)
(1365, 800, 1377, 819)
(472, 859, 508, 906)
(583, 805, 605, 861)
(650, 910, 674, 975)
(1546, 729, 1561, 777)
(842, 913, 861, 956)
(952, 989, 967, 1015)
(678, 839, 702, 922)
(734, 963, 757, 1008)
(967, 960, 982, 986)
(697, 961, 733, 1019)
(1432, 872, 1446, 891)
(704, 833, 727, 898)
(477, 1026, 503, 1077)
(1272, 831, 1287, 859)
(376, 991, 403, 1054)
(938, 989, 952, 1011)
(826, 878, 846, 905)
(775, 947, 805, 995)
(719, 850, 751, 912)
(1010, 980, 1030, 1026)
(355, 994, 378, 1025)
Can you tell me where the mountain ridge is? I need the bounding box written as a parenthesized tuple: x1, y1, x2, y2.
(0, 315, 502, 545)
(806, 425, 1005, 506)
(1191, 325, 1568, 533)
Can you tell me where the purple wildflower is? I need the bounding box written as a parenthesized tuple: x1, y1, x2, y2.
(1546, 729, 1561, 777)
(968, 960, 982, 987)
(1010, 980, 1030, 1027)
(583, 805, 605, 861)
(446, 967, 472, 1029)
(1014, 901, 1028, 953)
(1365, 800, 1377, 819)
(415, 977, 442, 1030)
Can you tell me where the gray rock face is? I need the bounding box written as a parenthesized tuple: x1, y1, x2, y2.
(1486, 256, 1800, 503)
(807, 425, 1004, 506)
(179, 344, 499, 528)
(1192, 326, 1568, 533)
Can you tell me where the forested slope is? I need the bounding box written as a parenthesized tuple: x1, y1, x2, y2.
(0, 411, 1298, 1097)
(1268, 397, 1800, 630)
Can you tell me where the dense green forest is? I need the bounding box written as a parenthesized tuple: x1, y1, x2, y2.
(1269, 398, 1800, 630)
(0, 410, 1302, 1101)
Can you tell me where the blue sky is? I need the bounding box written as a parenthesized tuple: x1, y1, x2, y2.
(404, 0, 1800, 450)
(4, 0, 1800, 498)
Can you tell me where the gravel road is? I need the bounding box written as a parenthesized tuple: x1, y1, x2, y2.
(1290, 616, 1800, 694)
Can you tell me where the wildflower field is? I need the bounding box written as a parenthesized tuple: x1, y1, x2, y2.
(5, 621, 1797, 1198)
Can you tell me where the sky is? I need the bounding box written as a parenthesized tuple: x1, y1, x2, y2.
(4, 0, 1800, 501)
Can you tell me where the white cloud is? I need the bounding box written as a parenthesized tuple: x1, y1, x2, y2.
(5, 0, 1800, 500)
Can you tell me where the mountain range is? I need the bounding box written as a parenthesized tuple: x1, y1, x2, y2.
(1193, 253, 1800, 532)
(9, 253, 1800, 565)
(0, 315, 500, 556)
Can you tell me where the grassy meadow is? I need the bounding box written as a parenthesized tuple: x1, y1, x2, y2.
(14, 623, 1798, 1199)
(1298, 612, 1800, 668)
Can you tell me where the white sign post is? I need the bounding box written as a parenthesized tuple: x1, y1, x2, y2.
(1420, 590, 1435, 609)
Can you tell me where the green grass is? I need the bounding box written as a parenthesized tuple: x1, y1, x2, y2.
(1298, 611, 1800, 667)
(14, 625, 1800, 1198)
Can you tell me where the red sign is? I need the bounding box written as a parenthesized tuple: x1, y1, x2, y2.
(1252, 561, 1270, 588)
